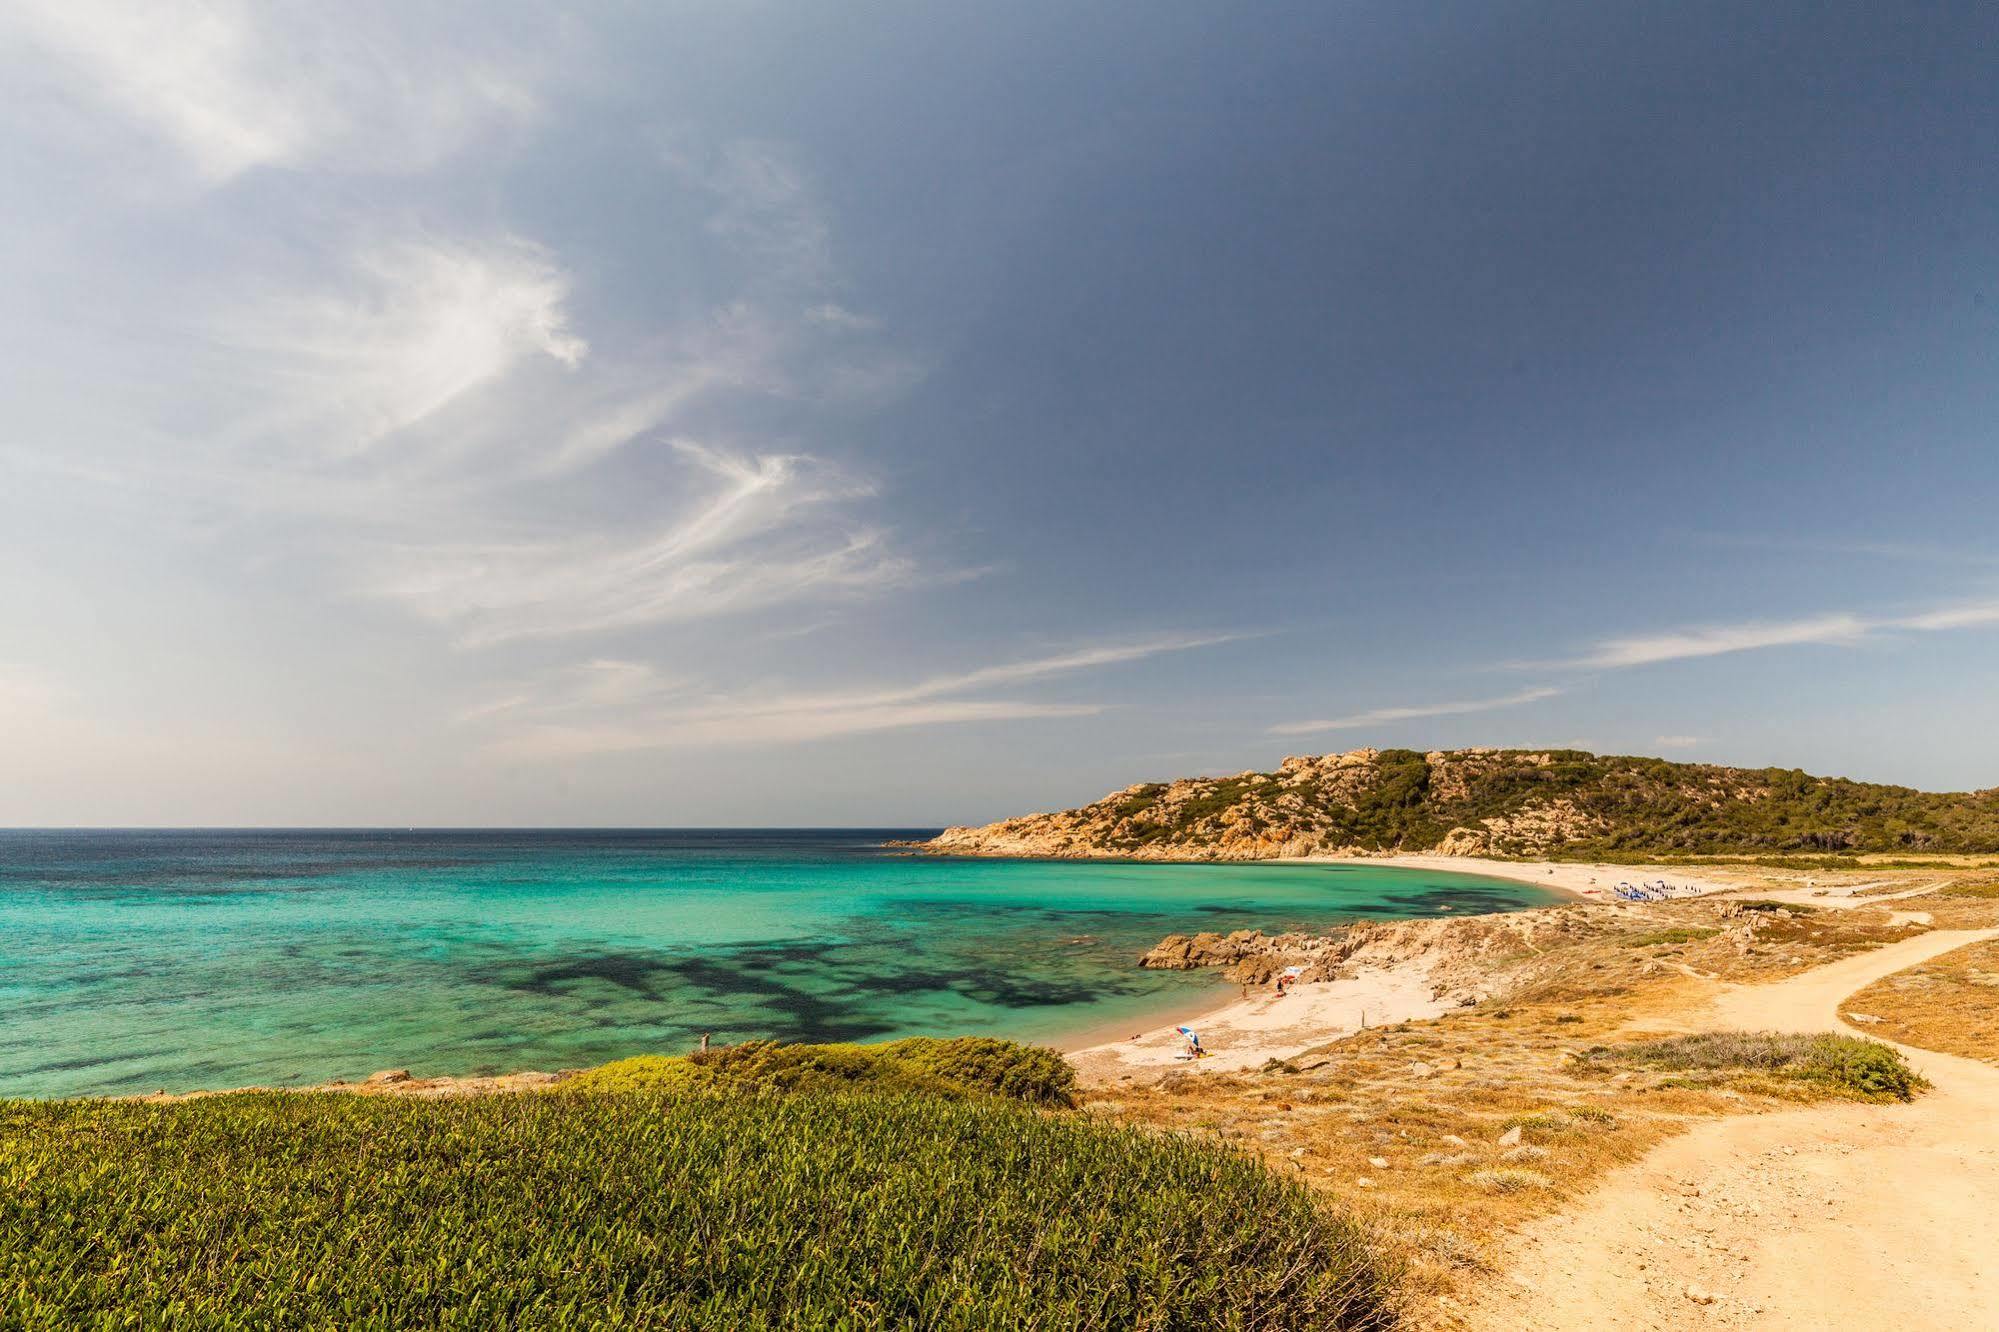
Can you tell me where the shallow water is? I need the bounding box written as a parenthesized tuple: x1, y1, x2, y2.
(0, 829, 1560, 1098)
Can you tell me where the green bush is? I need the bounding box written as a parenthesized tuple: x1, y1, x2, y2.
(565, 1037, 1078, 1107)
(1796, 1036, 1924, 1100)
(883, 1037, 1079, 1106)
(0, 1090, 1395, 1330)
(1588, 1031, 1926, 1101)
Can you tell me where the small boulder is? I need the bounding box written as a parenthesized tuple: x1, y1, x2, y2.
(1497, 1125, 1523, 1147)
(364, 1069, 412, 1086)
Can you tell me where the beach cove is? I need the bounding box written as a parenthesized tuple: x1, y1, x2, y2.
(0, 829, 1561, 1098)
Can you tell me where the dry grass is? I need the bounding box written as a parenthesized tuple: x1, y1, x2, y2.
(1842, 936, 1999, 1065)
(1915, 890, 1999, 930)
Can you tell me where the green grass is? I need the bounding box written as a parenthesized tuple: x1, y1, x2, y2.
(1940, 882, 1999, 899)
(565, 1036, 1079, 1107)
(0, 1090, 1395, 1330)
(1586, 1031, 1926, 1101)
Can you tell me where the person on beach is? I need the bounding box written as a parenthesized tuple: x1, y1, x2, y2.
(1177, 1025, 1204, 1059)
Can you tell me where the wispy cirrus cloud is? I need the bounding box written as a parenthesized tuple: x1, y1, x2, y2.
(367, 442, 916, 645)
(1268, 685, 1561, 736)
(211, 235, 589, 463)
(466, 635, 1235, 754)
(1563, 614, 1872, 670)
(0, 0, 550, 183)
(1541, 599, 1999, 671)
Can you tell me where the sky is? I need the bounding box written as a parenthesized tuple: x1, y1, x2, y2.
(1, 2, 1996, 826)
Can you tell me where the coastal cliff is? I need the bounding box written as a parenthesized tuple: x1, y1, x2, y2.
(917, 746, 1999, 860)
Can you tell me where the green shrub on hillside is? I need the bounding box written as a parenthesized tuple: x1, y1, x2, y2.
(1587, 1030, 1925, 1101)
(0, 1090, 1395, 1330)
(1069, 748, 1999, 858)
(565, 1036, 1078, 1107)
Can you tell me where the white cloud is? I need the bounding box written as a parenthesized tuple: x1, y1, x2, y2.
(1564, 614, 1870, 670)
(0, 0, 547, 183)
(212, 235, 587, 462)
(468, 636, 1231, 754)
(805, 303, 881, 332)
(1653, 734, 1701, 750)
(1269, 685, 1561, 736)
(1547, 598, 1999, 670)
(659, 136, 835, 288)
(1896, 602, 1999, 632)
(368, 442, 912, 644)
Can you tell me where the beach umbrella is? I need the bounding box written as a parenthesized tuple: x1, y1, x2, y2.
(1281, 965, 1305, 977)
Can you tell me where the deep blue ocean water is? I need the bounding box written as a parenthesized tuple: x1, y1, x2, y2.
(0, 829, 1560, 1098)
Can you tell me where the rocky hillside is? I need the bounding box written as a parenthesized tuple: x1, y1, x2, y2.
(919, 747, 1999, 860)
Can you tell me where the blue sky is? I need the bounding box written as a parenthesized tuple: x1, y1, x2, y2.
(2, 2, 1995, 825)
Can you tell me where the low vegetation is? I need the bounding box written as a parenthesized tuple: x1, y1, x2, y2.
(1585, 1030, 1925, 1101)
(0, 1087, 1394, 1330)
(565, 1036, 1079, 1107)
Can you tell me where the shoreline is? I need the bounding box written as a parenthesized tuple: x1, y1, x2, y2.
(1063, 855, 1758, 1084)
(1279, 852, 1753, 904)
(895, 843, 1757, 906)
(1048, 856, 1623, 1064)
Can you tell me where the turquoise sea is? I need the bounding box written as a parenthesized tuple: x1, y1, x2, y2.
(0, 830, 1560, 1099)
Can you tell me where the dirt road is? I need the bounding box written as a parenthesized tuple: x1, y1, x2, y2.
(1466, 927, 1999, 1330)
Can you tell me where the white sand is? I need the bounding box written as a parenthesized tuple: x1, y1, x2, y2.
(1068, 963, 1452, 1082)
(1301, 853, 1749, 904)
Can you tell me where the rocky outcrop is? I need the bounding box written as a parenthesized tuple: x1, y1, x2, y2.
(1140, 905, 1627, 1004)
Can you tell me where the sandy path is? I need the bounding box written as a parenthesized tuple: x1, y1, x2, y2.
(1466, 928, 1999, 1330)
(1733, 879, 1948, 913)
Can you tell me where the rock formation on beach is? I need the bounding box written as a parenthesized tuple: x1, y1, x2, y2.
(912, 746, 1999, 861)
(1136, 904, 1625, 1002)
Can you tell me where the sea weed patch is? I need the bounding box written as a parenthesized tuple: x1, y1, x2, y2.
(0, 1089, 1394, 1329)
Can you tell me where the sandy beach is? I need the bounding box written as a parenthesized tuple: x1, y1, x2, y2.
(1302, 852, 1754, 903)
(1068, 855, 1755, 1084)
